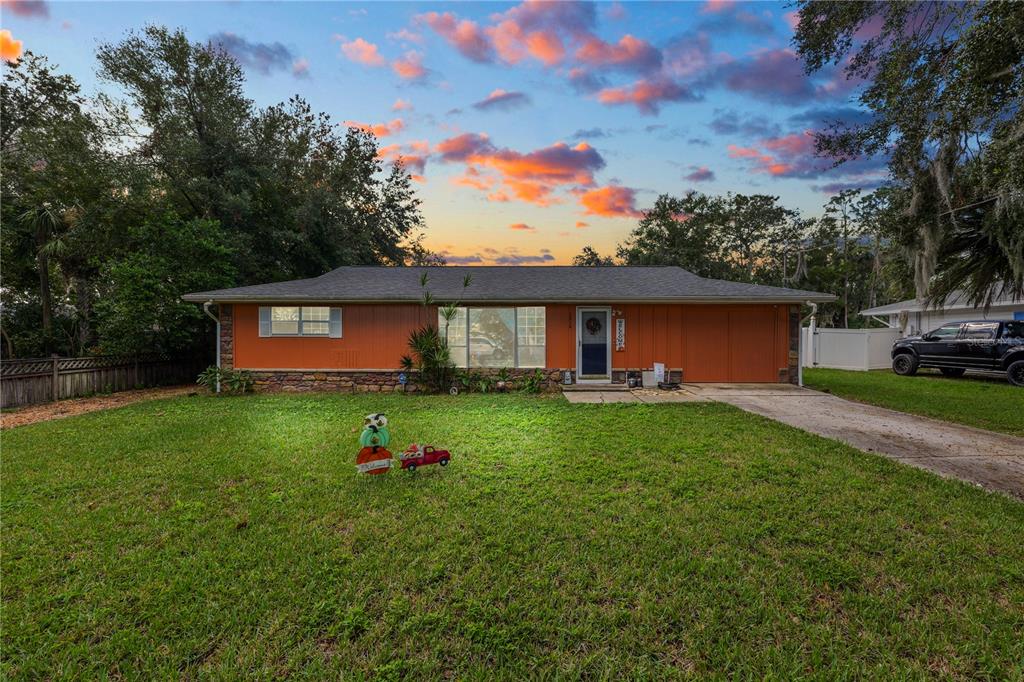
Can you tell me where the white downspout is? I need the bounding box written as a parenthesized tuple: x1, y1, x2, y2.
(202, 300, 221, 393)
(799, 301, 818, 387)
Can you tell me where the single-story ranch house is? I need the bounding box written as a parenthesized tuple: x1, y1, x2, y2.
(183, 266, 835, 391)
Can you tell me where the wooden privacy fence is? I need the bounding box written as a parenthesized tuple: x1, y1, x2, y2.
(0, 355, 207, 409)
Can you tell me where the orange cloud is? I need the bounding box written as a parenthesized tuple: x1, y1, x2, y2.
(578, 185, 642, 218)
(524, 29, 565, 66)
(341, 38, 385, 67)
(575, 34, 660, 72)
(436, 133, 606, 207)
(509, 223, 537, 232)
(345, 118, 405, 138)
(379, 139, 429, 175)
(391, 51, 426, 80)
(597, 78, 697, 114)
(392, 98, 413, 111)
(726, 130, 842, 178)
(420, 11, 493, 63)
(575, 221, 589, 228)
(1, 29, 23, 63)
(452, 166, 494, 190)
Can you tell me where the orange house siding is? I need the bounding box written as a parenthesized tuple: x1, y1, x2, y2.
(232, 301, 792, 381)
(548, 303, 790, 382)
(233, 303, 435, 370)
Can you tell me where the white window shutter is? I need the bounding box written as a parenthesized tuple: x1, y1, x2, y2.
(329, 307, 343, 338)
(259, 306, 271, 337)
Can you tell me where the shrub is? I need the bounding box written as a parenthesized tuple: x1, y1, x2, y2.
(519, 369, 546, 394)
(197, 366, 254, 395)
(400, 326, 456, 394)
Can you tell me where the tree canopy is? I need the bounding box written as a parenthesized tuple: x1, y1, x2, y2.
(792, 1, 1024, 306)
(1, 27, 432, 358)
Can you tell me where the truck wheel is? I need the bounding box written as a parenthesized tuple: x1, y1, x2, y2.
(892, 354, 918, 376)
(439, 457, 449, 467)
(407, 463, 417, 472)
(940, 368, 966, 378)
(1007, 360, 1024, 387)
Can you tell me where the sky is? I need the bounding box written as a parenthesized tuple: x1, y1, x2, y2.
(1, 0, 887, 266)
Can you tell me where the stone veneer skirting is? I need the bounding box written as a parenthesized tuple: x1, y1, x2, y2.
(249, 368, 571, 393)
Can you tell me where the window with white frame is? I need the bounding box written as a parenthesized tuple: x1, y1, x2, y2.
(263, 306, 339, 337)
(438, 306, 545, 368)
(516, 307, 545, 368)
(439, 307, 468, 368)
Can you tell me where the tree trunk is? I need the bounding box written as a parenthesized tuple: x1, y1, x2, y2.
(75, 276, 93, 354)
(1, 324, 14, 359)
(36, 246, 53, 352)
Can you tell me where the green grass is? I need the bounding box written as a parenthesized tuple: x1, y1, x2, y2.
(3, 394, 1023, 679)
(803, 368, 1024, 436)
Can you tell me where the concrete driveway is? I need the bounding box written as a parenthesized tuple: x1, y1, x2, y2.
(685, 383, 1024, 500)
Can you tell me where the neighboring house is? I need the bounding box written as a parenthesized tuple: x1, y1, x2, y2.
(183, 266, 834, 391)
(860, 291, 1024, 337)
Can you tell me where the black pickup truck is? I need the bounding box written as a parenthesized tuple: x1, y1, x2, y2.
(891, 320, 1024, 386)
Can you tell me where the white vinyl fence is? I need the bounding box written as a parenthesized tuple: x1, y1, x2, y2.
(801, 327, 900, 371)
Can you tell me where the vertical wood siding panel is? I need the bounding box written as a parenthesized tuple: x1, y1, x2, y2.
(234, 303, 438, 369)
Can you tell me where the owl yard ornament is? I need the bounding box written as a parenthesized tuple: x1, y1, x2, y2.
(355, 413, 453, 476)
(356, 413, 393, 475)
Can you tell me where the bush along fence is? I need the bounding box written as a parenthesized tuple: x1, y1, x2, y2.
(0, 354, 208, 409)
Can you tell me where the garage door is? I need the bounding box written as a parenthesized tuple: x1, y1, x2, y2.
(683, 305, 781, 382)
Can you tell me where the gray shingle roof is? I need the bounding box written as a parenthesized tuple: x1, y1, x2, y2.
(182, 266, 836, 303)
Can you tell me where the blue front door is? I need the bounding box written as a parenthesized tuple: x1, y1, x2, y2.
(579, 309, 609, 379)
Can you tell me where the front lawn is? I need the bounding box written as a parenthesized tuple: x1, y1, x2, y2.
(3, 394, 1022, 678)
(803, 367, 1024, 436)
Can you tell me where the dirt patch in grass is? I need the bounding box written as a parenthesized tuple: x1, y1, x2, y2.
(1, 385, 197, 429)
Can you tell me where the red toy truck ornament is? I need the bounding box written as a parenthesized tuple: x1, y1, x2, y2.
(399, 444, 451, 471)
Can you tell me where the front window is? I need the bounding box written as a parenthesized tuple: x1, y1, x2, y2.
(271, 306, 330, 336)
(439, 306, 546, 368)
(440, 307, 468, 368)
(469, 308, 515, 368)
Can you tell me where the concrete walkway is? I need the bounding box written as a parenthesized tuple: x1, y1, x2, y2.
(685, 384, 1024, 500)
(563, 383, 1024, 499)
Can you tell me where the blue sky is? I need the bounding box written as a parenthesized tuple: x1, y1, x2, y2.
(2, 0, 885, 265)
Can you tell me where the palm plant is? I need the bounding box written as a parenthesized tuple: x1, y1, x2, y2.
(400, 325, 455, 393)
(401, 270, 472, 393)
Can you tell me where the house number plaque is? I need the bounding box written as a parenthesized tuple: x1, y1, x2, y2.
(615, 318, 625, 351)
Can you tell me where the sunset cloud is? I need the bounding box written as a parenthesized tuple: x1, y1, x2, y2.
(472, 89, 531, 112)
(291, 58, 310, 78)
(436, 134, 607, 206)
(391, 51, 426, 80)
(575, 221, 589, 228)
(578, 185, 642, 218)
(0, 0, 48, 18)
(714, 48, 862, 106)
(1, 29, 24, 62)
(340, 37, 385, 67)
(709, 110, 780, 137)
(575, 34, 661, 74)
(684, 166, 715, 182)
(419, 11, 493, 63)
(597, 78, 699, 115)
(345, 118, 405, 138)
(392, 98, 413, 111)
(378, 140, 430, 176)
(211, 32, 303, 77)
(509, 223, 537, 232)
(727, 130, 873, 179)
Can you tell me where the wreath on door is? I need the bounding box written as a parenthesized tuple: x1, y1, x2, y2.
(585, 317, 603, 334)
